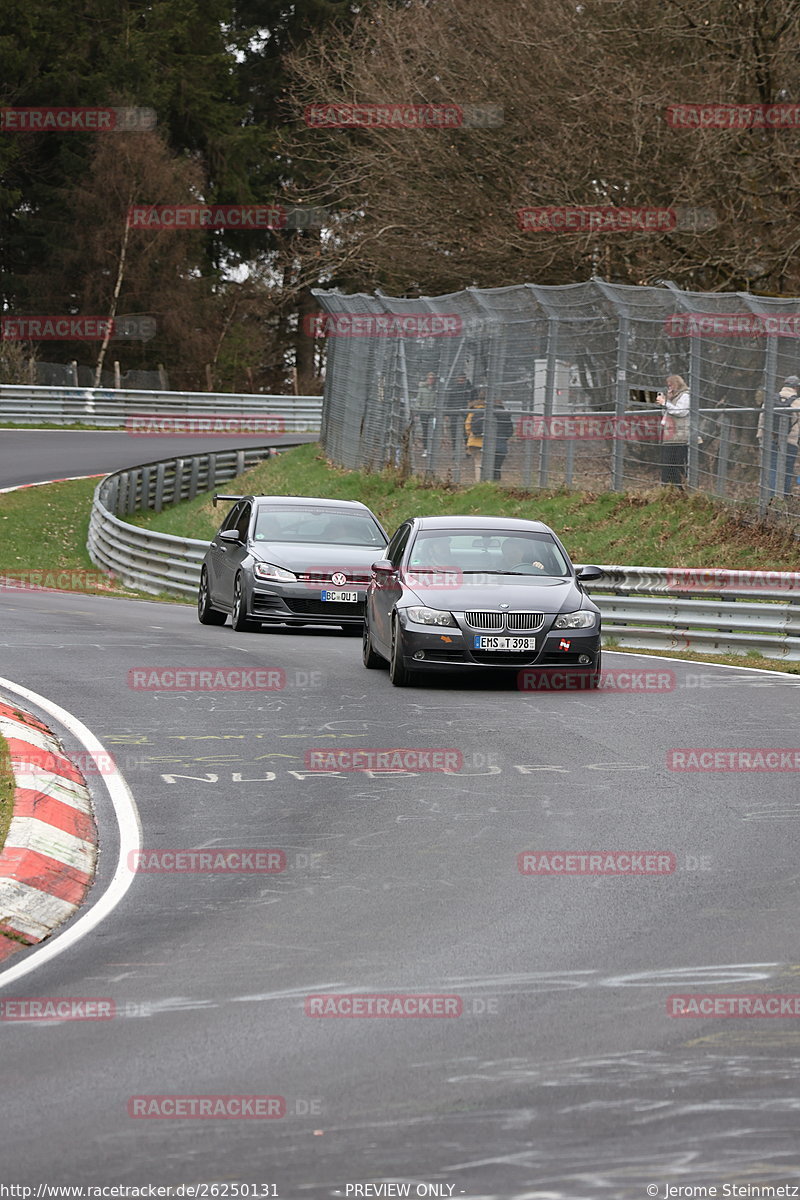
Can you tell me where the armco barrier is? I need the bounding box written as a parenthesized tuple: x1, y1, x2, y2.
(87, 449, 800, 660)
(0, 384, 322, 431)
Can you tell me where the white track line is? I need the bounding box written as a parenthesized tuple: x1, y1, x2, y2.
(0, 677, 142, 990)
(606, 648, 800, 678)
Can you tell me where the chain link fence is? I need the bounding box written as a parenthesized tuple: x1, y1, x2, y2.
(312, 279, 800, 521)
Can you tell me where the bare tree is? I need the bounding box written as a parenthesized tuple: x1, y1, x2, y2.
(284, 0, 800, 296)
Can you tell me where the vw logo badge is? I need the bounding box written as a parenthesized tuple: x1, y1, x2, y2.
(331, 572, 347, 586)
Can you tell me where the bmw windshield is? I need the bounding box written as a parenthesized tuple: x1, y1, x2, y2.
(406, 530, 571, 577)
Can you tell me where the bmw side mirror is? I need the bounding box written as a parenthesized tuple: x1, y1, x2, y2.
(576, 565, 603, 582)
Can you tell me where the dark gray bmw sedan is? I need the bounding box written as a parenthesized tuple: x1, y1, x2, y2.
(362, 515, 603, 686)
(198, 494, 388, 633)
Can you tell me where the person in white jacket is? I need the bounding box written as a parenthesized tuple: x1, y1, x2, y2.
(656, 374, 690, 485)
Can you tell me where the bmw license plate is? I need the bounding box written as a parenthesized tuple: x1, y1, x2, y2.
(473, 635, 536, 651)
(321, 589, 358, 602)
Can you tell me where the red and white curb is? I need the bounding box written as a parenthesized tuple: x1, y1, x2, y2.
(0, 473, 105, 495)
(0, 700, 97, 963)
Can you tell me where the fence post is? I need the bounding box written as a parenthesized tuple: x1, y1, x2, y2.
(759, 335, 778, 511)
(536, 317, 558, 488)
(188, 457, 200, 500)
(687, 338, 701, 489)
(612, 312, 630, 491)
(154, 463, 166, 512)
(715, 414, 730, 496)
(141, 465, 153, 509)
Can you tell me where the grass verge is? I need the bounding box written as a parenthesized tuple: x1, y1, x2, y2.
(0, 734, 14, 852)
(129, 442, 800, 571)
(603, 642, 800, 675)
(0, 477, 160, 599)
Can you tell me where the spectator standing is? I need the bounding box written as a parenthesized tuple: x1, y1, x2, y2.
(464, 394, 485, 482)
(490, 398, 515, 481)
(656, 374, 690, 485)
(413, 372, 437, 457)
(757, 375, 800, 496)
(444, 372, 475, 449)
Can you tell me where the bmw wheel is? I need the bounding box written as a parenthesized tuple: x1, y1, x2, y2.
(389, 616, 415, 687)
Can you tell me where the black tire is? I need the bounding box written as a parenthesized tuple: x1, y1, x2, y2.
(389, 617, 416, 687)
(362, 616, 386, 669)
(231, 575, 255, 632)
(587, 650, 602, 689)
(197, 568, 227, 626)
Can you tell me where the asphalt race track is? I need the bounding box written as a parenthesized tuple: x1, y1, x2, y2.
(0, 429, 317, 488)
(1, 434, 800, 1197)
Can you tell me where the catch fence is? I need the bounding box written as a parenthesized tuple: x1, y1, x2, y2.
(312, 279, 800, 520)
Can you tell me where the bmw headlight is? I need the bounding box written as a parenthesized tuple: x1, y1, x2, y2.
(253, 562, 297, 582)
(554, 610, 596, 629)
(405, 606, 457, 627)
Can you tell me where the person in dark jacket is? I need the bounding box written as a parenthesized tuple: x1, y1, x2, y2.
(444, 372, 476, 448)
(757, 375, 800, 496)
(489, 398, 515, 480)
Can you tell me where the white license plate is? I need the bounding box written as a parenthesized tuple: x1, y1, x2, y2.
(321, 590, 358, 602)
(473, 635, 536, 651)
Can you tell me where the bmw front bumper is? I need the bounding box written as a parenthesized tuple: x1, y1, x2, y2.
(396, 610, 601, 671)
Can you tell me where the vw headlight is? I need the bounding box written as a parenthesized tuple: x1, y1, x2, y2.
(253, 562, 297, 582)
(405, 606, 457, 627)
(554, 610, 596, 629)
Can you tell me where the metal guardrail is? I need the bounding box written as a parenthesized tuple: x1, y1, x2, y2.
(0, 384, 322, 431)
(86, 447, 800, 661)
(587, 566, 799, 659)
(88, 443, 306, 596)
